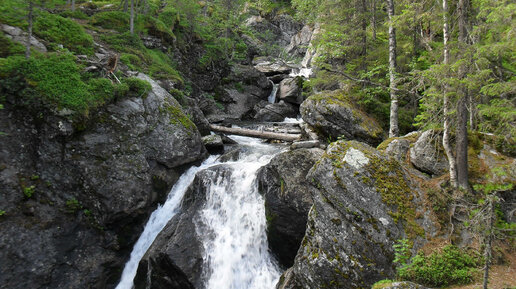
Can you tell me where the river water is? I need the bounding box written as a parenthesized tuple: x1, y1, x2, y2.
(116, 135, 285, 289)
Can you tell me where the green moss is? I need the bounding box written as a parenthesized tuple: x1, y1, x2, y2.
(34, 12, 93, 55)
(162, 100, 196, 132)
(325, 141, 424, 238)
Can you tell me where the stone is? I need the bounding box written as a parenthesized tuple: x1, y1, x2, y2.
(0, 73, 206, 289)
(254, 101, 298, 122)
(202, 134, 224, 154)
(409, 130, 449, 176)
(257, 148, 324, 267)
(277, 141, 435, 289)
(285, 25, 313, 57)
(290, 140, 320, 150)
(1, 24, 47, 53)
(300, 90, 384, 146)
(278, 77, 303, 105)
(253, 57, 293, 76)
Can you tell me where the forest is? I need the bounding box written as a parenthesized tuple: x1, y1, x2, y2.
(0, 0, 514, 288)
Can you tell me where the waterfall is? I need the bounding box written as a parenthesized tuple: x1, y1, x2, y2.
(115, 155, 218, 289)
(115, 135, 284, 289)
(268, 81, 279, 104)
(196, 136, 283, 289)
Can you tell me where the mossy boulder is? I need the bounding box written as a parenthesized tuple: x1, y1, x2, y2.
(277, 141, 435, 289)
(300, 90, 384, 146)
(409, 130, 449, 176)
(257, 148, 324, 267)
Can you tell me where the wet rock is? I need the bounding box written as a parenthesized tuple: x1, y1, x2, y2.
(300, 90, 384, 146)
(257, 148, 324, 267)
(254, 101, 298, 122)
(278, 77, 303, 105)
(277, 141, 434, 289)
(290, 140, 320, 150)
(254, 57, 293, 76)
(202, 134, 224, 154)
(135, 165, 232, 289)
(409, 130, 449, 176)
(0, 73, 206, 289)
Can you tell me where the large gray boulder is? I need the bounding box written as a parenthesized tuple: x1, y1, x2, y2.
(257, 148, 324, 267)
(0, 73, 206, 289)
(277, 141, 434, 289)
(278, 77, 304, 105)
(409, 130, 449, 176)
(254, 101, 298, 122)
(300, 90, 384, 146)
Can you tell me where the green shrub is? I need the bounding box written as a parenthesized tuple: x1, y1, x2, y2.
(65, 198, 82, 213)
(90, 11, 130, 32)
(33, 12, 93, 55)
(397, 245, 478, 287)
(60, 10, 89, 20)
(122, 77, 151, 97)
(23, 185, 35, 198)
(88, 78, 115, 101)
(0, 210, 5, 216)
(120, 53, 142, 71)
(0, 54, 114, 116)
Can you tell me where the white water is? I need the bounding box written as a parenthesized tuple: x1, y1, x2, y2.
(116, 135, 284, 289)
(268, 81, 279, 103)
(289, 67, 313, 78)
(115, 155, 218, 289)
(196, 137, 283, 289)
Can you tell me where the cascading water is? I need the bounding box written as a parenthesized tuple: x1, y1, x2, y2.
(115, 155, 218, 289)
(268, 81, 279, 103)
(116, 135, 285, 289)
(196, 136, 283, 289)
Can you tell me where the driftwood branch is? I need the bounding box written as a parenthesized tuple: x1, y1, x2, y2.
(209, 124, 301, 142)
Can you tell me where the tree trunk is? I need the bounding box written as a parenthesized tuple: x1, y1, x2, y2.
(25, 0, 33, 59)
(456, 0, 469, 190)
(387, 0, 399, 137)
(442, 0, 458, 188)
(456, 95, 469, 189)
(483, 196, 495, 289)
(371, 0, 376, 41)
(71, 0, 75, 11)
(361, 0, 367, 71)
(130, 0, 134, 34)
(209, 125, 301, 142)
(123, 0, 128, 12)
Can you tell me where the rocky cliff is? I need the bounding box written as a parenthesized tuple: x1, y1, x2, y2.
(0, 74, 206, 288)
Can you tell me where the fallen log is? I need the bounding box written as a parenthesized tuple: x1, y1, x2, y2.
(209, 124, 301, 142)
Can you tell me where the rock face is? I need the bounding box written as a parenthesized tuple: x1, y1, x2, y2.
(278, 77, 304, 105)
(207, 64, 272, 120)
(1, 24, 47, 53)
(245, 14, 304, 54)
(257, 148, 324, 267)
(277, 141, 432, 289)
(254, 101, 298, 122)
(0, 73, 206, 288)
(409, 130, 449, 176)
(300, 90, 384, 146)
(134, 166, 230, 289)
(202, 134, 224, 154)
